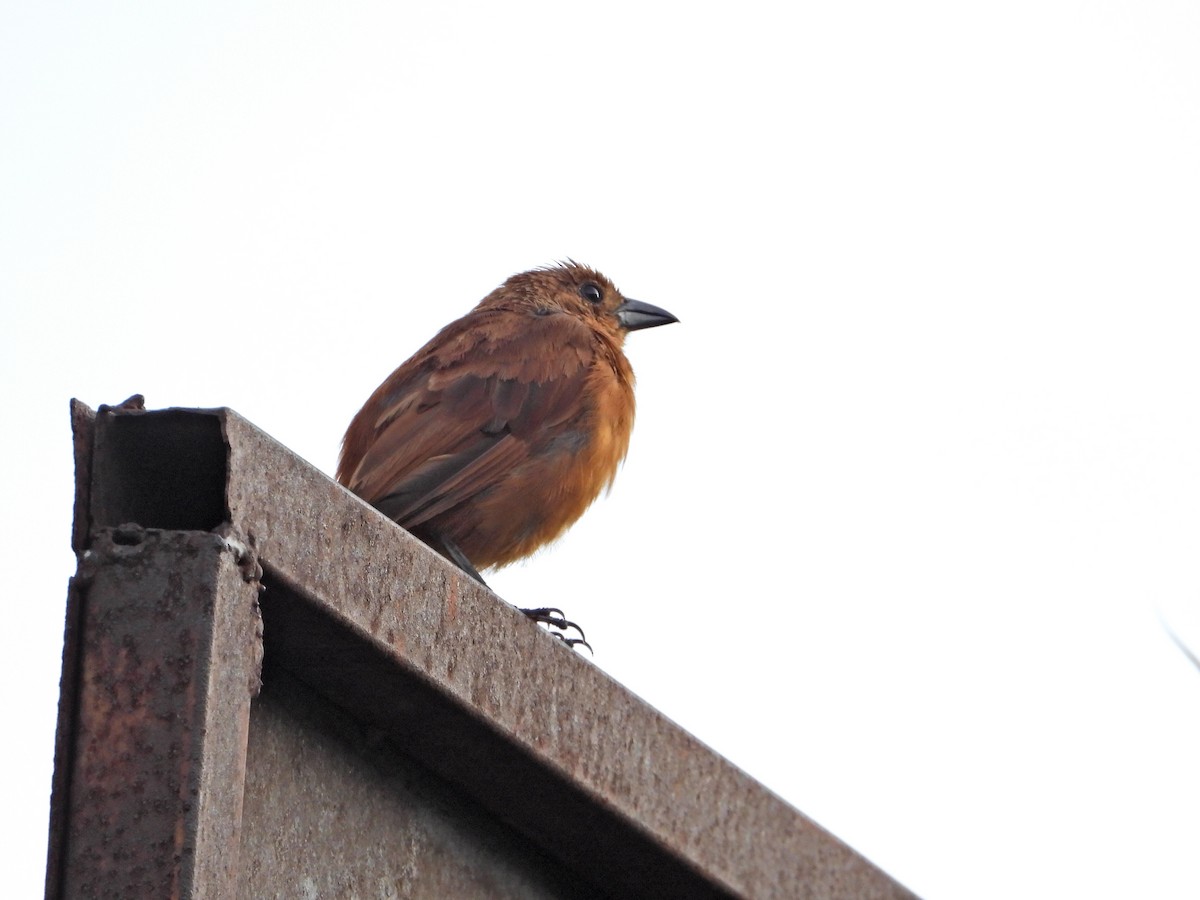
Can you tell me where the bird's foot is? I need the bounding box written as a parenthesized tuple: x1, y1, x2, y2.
(519, 607, 593, 654)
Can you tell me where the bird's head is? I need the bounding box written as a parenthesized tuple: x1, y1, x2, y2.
(482, 261, 678, 342)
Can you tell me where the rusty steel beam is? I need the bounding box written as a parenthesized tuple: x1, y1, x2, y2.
(49, 402, 916, 899)
(48, 403, 263, 899)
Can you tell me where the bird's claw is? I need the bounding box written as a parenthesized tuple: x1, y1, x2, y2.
(557, 635, 594, 654)
(520, 606, 585, 637)
(519, 607, 592, 653)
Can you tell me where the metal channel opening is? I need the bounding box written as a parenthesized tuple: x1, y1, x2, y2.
(90, 410, 228, 532)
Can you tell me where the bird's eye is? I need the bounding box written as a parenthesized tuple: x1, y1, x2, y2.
(580, 283, 603, 304)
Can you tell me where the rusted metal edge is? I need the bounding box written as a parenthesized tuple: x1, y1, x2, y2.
(44, 401, 98, 899)
(65, 403, 917, 899)
(69, 399, 95, 553)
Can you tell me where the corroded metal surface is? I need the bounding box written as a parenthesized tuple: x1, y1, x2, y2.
(53, 528, 262, 898)
(49, 403, 265, 900)
(238, 667, 611, 900)
(50, 403, 916, 899)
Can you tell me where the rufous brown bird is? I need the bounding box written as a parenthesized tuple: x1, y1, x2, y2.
(336, 262, 677, 644)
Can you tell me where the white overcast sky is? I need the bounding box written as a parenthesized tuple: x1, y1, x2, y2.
(4, 3, 1199, 897)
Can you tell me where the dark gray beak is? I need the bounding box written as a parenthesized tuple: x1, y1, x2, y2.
(616, 298, 679, 332)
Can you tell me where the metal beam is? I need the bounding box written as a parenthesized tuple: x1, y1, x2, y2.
(47, 401, 916, 899)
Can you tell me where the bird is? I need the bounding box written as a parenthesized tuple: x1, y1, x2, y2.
(336, 262, 678, 645)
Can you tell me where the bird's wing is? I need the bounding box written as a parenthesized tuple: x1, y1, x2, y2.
(344, 309, 596, 528)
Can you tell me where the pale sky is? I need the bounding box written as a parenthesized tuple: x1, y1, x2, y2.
(4, 3, 1199, 897)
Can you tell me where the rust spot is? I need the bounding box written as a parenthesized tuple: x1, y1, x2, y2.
(445, 574, 459, 625)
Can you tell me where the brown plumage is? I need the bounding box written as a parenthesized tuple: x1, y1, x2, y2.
(337, 262, 677, 583)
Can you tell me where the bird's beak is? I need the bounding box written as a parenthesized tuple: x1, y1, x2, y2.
(616, 298, 679, 332)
